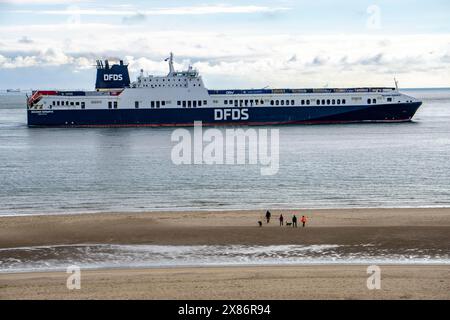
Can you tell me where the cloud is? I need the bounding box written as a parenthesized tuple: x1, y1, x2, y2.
(17, 36, 33, 44)
(359, 53, 384, 65)
(287, 54, 297, 62)
(0, 28, 449, 88)
(122, 13, 146, 25)
(0, 54, 37, 68)
(10, 5, 291, 16)
(0, 0, 85, 4)
(310, 55, 329, 66)
(0, 48, 91, 69)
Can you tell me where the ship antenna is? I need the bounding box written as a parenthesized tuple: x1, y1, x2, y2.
(394, 77, 399, 91)
(165, 52, 174, 75)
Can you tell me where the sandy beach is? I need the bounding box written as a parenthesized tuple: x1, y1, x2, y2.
(1, 208, 450, 248)
(0, 265, 449, 300)
(0, 208, 449, 299)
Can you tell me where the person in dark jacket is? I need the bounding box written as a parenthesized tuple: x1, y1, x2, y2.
(279, 214, 284, 226)
(292, 215, 298, 228)
(265, 210, 271, 223)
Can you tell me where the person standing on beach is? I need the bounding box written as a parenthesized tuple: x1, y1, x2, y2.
(301, 215, 307, 228)
(266, 211, 271, 224)
(279, 214, 284, 226)
(292, 215, 297, 228)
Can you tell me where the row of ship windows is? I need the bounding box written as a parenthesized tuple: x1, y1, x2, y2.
(138, 84, 203, 88)
(51, 100, 85, 109)
(223, 99, 297, 107)
(134, 100, 209, 108)
(222, 99, 341, 106)
(138, 78, 202, 88)
(134, 101, 169, 108)
(140, 84, 188, 88)
(51, 96, 394, 109)
(178, 100, 208, 108)
(141, 78, 201, 82)
(225, 99, 263, 106)
(316, 99, 346, 105)
(225, 97, 392, 106)
(133, 99, 346, 108)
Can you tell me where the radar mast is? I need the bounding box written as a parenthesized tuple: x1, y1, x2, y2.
(166, 52, 175, 76)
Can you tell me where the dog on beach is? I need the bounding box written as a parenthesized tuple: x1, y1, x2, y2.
(258, 221, 262, 227)
(286, 222, 292, 226)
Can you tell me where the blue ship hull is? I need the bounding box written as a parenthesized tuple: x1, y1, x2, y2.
(27, 102, 422, 127)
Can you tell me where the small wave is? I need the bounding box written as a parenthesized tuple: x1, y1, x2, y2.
(0, 244, 449, 274)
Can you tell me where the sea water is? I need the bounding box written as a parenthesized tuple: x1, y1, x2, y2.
(0, 89, 449, 216)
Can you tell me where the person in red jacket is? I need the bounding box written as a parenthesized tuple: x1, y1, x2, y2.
(301, 215, 307, 227)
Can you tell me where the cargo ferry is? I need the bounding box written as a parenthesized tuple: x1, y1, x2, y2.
(27, 53, 422, 127)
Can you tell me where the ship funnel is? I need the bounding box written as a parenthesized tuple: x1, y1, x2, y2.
(95, 59, 131, 90)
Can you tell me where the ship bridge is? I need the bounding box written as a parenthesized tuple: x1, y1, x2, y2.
(130, 52, 204, 89)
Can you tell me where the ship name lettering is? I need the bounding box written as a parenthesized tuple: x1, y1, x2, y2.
(214, 108, 249, 121)
(103, 74, 123, 81)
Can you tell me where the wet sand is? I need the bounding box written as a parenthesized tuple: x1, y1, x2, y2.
(1, 208, 450, 249)
(1, 265, 449, 300)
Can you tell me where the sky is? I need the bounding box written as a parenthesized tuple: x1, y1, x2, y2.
(0, 0, 449, 89)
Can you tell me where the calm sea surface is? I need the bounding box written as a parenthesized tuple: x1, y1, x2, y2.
(0, 89, 449, 216)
